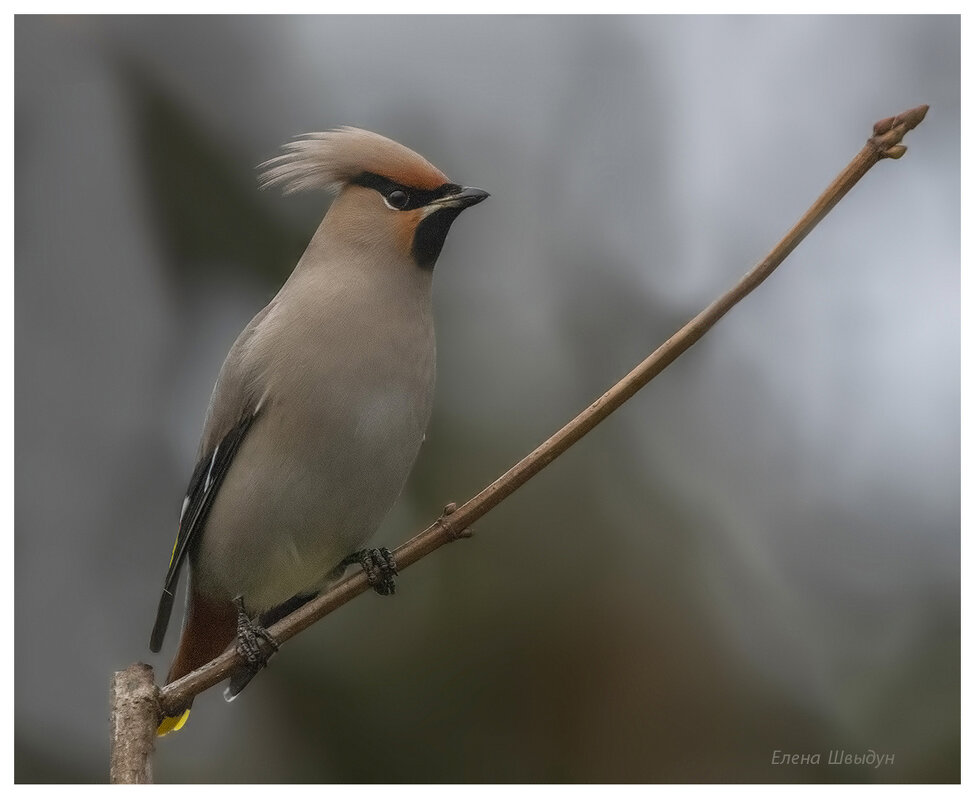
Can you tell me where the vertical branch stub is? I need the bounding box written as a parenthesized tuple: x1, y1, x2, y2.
(110, 662, 159, 784)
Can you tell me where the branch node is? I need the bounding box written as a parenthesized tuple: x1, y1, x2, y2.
(437, 502, 475, 541)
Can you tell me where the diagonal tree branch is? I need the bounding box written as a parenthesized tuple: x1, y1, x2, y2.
(158, 103, 928, 714)
(111, 104, 928, 780)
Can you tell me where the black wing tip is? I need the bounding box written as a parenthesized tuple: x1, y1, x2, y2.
(150, 413, 258, 655)
(149, 623, 165, 653)
(150, 590, 175, 653)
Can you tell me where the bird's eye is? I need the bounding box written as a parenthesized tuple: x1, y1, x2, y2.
(386, 189, 409, 209)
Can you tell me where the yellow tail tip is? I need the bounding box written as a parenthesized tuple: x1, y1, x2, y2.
(157, 708, 191, 737)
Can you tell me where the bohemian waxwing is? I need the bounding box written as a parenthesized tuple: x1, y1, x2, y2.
(150, 127, 488, 734)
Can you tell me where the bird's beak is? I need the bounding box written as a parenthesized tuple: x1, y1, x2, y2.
(428, 186, 490, 210)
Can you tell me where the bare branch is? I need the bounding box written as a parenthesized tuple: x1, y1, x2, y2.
(154, 104, 928, 720)
(109, 663, 158, 783)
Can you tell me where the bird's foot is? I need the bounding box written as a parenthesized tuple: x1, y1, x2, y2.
(343, 547, 398, 595)
(232, 595, 279, 669)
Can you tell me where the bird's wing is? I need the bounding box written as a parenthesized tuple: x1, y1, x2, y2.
(149, 412, 257, 653)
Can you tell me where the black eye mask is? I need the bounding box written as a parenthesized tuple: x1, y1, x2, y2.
(350, 171, 462, 212)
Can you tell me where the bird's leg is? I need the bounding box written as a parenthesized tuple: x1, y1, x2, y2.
(223, 596, 280, 702)
(232, 595, 279, 668)
(343, 547, 398, 596)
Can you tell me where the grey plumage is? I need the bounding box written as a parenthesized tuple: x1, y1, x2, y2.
(192, 244, 437, 613)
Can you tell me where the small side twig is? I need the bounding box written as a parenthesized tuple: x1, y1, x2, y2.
(118, 105, 928, 768)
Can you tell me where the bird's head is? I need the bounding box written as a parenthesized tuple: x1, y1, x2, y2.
(259, 127, 488, 270)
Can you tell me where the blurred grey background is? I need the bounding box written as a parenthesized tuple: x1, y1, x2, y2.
(15, 15, 958, 783)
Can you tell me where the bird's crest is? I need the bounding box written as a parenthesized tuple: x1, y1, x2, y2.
(258, 127, 450, 195)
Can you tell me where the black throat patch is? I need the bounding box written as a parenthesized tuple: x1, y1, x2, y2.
(412, 207, 465, 270)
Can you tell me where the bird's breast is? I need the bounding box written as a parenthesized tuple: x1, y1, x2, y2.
(194, 287, 436, 612)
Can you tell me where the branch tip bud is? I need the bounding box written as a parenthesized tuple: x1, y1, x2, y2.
(868, 105, 928, 155)
(897, 104, 929, 131)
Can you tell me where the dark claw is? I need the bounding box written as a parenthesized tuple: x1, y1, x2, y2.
(343, 547, 398, 596)
(233, 595, 279, 668)
(224, 596, 279, 702)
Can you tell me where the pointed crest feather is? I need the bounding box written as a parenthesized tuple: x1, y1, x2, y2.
(258, 127, 449, 195)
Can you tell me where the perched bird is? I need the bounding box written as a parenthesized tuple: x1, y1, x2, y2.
(149, 127, 488, 735)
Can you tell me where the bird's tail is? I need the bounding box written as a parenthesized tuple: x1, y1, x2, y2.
(157, 591, 237, 736)
(157, 708, 191, 736)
